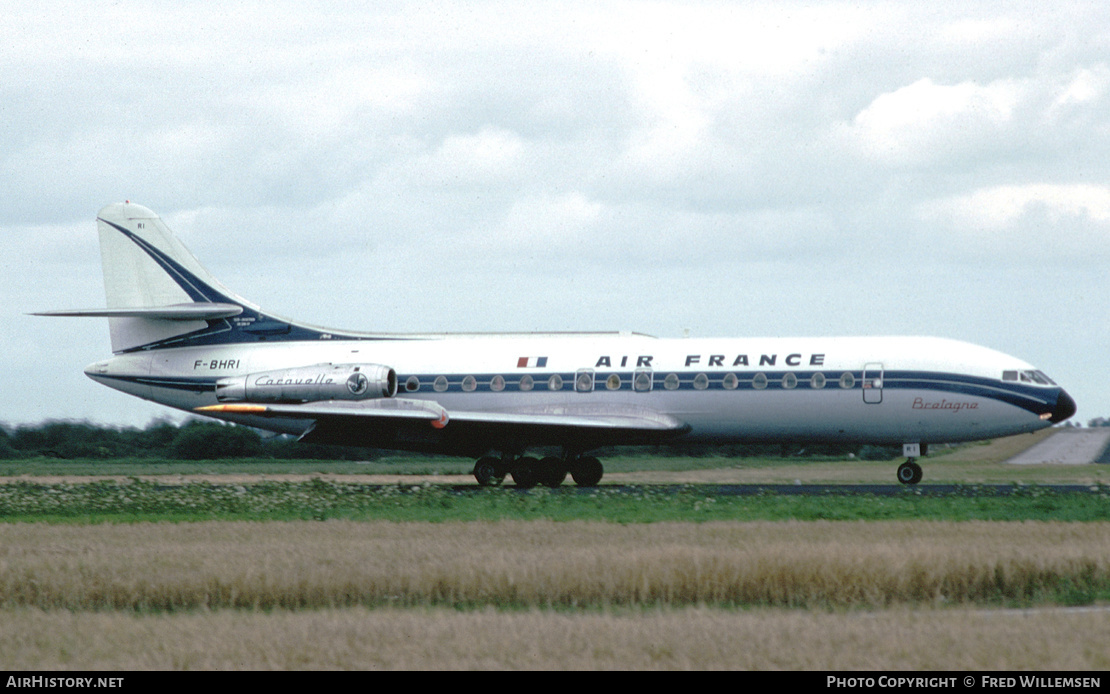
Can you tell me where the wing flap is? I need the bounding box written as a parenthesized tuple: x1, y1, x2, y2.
(450, 404, 686, 431)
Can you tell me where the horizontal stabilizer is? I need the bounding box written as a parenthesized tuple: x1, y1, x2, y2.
(33, 303, 244, 321)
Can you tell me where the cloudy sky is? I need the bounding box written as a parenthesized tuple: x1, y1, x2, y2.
(3, 1, 1108, 429)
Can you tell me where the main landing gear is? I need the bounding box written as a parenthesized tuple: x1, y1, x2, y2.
(472, 454, 604, 488)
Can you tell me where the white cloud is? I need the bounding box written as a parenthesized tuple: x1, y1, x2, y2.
(417, 128, 528, 185)
(848, 78, 1023, 165)
(926, 183, 1110, 228)
(917, 183, 1110, 265)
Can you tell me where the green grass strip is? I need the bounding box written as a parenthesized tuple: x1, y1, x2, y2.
(1, 479, 1109, 523)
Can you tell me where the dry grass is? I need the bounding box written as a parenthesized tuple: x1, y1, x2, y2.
(3, 520, 1109, 670)
(1, 520, 1108, 610)
(2, 605, 1108, 670)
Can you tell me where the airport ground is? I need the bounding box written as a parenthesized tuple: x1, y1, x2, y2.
(2, 428, 1109, 670)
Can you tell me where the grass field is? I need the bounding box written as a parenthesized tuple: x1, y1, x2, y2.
(3, 430, 1109, 670)
(3, 605, 1108, 671)
(1, 520, 1109, 669)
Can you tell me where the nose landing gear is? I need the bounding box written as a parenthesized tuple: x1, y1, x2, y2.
(896, 443, 926, 485)
(896, 459, 923, 485)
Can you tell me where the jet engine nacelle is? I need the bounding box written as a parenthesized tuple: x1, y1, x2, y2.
(215, 363, 397, 403)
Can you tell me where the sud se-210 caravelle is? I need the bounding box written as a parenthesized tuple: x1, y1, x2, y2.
(38, 203, 1077, 486)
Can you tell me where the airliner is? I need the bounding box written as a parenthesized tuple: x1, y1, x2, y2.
(37, 202, 1076, 486)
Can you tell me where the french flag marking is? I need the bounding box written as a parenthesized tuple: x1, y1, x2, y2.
(517, 356, 548, 368)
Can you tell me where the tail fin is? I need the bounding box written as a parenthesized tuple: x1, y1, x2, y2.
(97, 203, 253, 314)
(38, 202, 335, 353)
(92, 203, 254, 352)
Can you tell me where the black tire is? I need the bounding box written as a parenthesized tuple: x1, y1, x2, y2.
(539, 456, 567, 488)
(512, 457, 540, 488)
(897, 460, 922, 485)
(473, 456, 504, 486)
(570, 456, 603, 487)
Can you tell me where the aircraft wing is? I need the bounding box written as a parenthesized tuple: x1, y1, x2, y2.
(196, 399, 690, 455)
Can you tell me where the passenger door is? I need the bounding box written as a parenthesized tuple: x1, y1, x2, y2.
(862, 363, 883, 404)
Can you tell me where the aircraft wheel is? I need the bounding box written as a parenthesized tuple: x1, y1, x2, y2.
(897, 460, 922, 485)
(473, 456, 504, 487)
(570, 456, 603, 487)
(512, 457, 540, 489)
(539, 456, 567, 488)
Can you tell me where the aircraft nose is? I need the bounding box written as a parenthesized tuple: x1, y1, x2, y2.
(1049, 389, 1077, 424)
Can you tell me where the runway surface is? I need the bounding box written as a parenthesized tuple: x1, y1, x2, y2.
(1005, 428, 1110, 465)
(474, 483, 1110, 496)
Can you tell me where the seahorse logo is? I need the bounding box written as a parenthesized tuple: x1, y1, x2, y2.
(347, 372, 369, 396)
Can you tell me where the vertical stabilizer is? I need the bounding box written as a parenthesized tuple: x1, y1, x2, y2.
(37, 203, 340, 353)
(95, 203, 254, 353)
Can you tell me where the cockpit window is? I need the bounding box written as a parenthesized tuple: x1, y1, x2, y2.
(1003, 370, 1056, 385)
(1031, 370, 1056, 385)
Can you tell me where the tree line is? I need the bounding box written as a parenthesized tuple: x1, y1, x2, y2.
(0, 420, 382, 461)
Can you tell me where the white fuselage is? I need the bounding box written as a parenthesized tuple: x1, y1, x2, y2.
(87, 332, 1063, 450)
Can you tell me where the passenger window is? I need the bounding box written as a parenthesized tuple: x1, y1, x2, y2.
(782, 373, 797, 389)
(810, 372, 826, 389)
(548, 374, 563, 391)
(462, 375, 477, 392)
(839, 372, 855, 389)
(433, 375, 448, 392)
(722, 373, 738, 390)
(490, 375, 505, 392)
(693, 373, 709, 390)
(664, 373, 680, 390)
(752, 372, 768, 390)
(519, 375, 534, 391)
(405, 375, 420, 392)
(576, 370, 594, 393)
(606, 374, 621, 390)
(634, 369, 653, 392)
